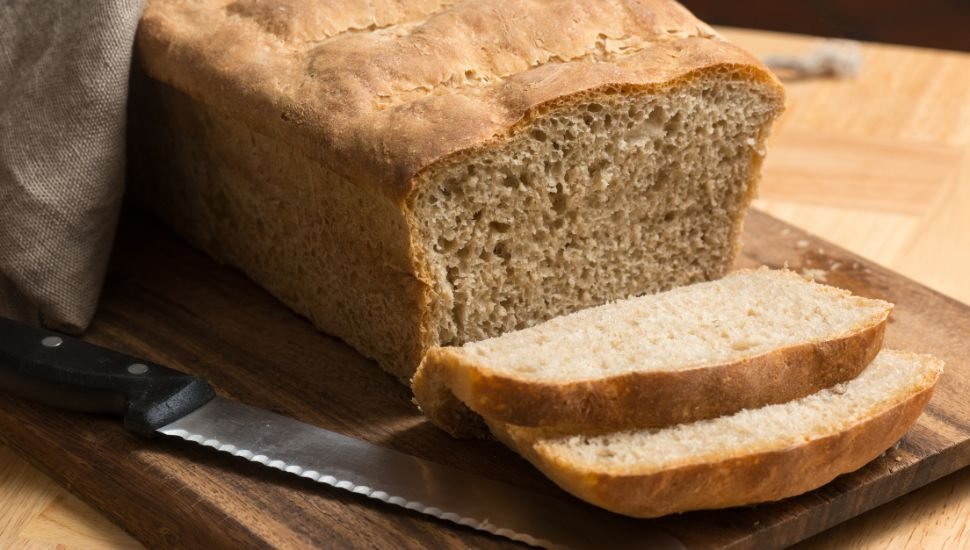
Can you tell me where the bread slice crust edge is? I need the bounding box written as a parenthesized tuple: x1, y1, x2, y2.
(414, 300, 891, 434)
(487, 353, 942, 517)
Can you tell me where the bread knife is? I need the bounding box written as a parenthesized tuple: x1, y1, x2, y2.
(0, 316, 684, 549)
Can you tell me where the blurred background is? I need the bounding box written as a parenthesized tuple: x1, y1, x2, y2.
(682, 0, 970, 52)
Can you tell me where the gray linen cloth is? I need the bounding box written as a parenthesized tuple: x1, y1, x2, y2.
(0, 0, 144, 332)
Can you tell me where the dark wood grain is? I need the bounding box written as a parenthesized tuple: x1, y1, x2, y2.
(681, 0, 970, 52)
(1, 209, 969, 549)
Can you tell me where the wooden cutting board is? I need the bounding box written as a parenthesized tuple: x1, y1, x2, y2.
(1, 209, 969, 549)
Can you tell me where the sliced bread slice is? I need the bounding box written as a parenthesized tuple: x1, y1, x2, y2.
(488, 349, 943, 517)
(413, 269, 893, 435)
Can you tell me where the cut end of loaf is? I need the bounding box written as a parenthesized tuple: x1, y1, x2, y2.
(410, 71, 784, 350)
(490, 349, 943, 517)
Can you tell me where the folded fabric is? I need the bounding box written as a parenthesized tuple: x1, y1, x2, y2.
(0, 0, 144, 331)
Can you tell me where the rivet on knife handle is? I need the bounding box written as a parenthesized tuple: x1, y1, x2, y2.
(0, 316, 215, 435)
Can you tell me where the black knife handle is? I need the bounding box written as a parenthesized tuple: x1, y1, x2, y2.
(0, 316, 214, 436)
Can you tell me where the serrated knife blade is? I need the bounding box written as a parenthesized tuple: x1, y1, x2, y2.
(0, 316, 684, 549)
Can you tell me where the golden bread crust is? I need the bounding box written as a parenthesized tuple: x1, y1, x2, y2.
(137, 0, 783, 201)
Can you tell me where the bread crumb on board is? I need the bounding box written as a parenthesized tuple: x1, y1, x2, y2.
(801, 268, 828, 282)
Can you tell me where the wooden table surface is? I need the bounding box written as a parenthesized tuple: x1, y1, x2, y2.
(2, 27, 969, 550)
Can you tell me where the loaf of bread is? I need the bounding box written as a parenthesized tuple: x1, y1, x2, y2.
(489, 350, 943, 517)
(413, 269, 893, 435)
(132, 1, 784, 382)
